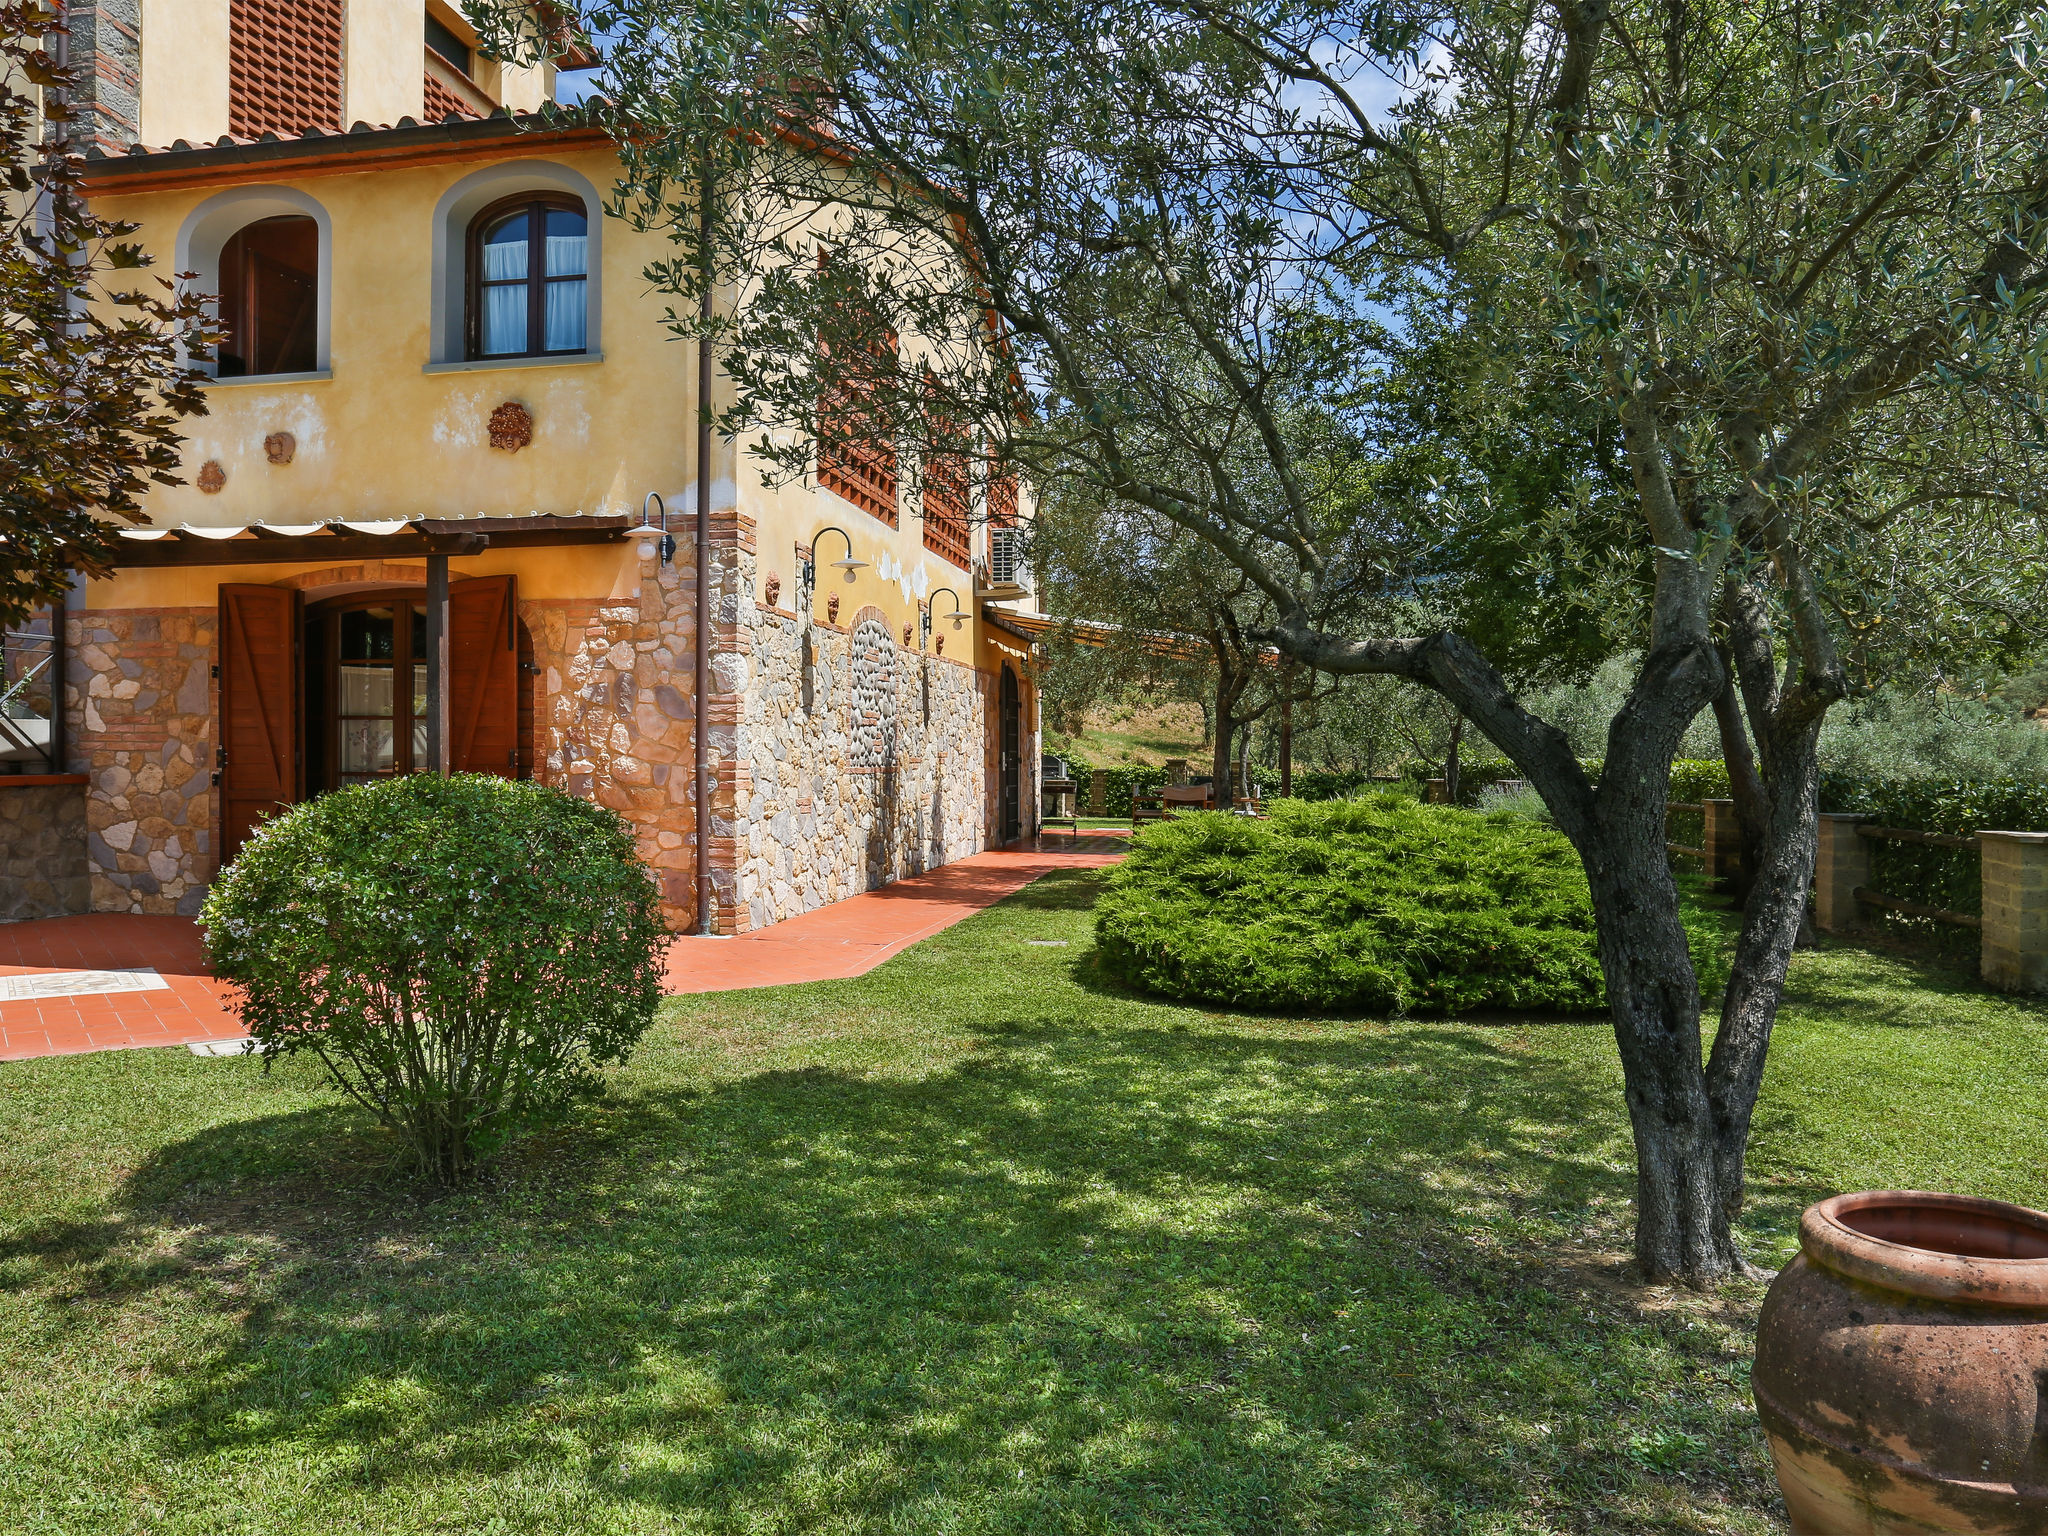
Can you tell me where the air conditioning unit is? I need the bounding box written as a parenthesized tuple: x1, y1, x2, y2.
(978, 526, 1028, 601)
(989, 526, 1019, 584)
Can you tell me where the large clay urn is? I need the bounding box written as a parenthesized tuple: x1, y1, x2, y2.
(1753, 1190, 2048, 1534)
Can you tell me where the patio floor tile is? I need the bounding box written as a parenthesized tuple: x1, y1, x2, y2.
(0, 835, 1126, 1060)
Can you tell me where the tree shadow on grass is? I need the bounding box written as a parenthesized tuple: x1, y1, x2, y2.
(992, 868, 1106, 912)
(1781, 938, 2048, 1030)
(0, 1012, 1787, 1533)
(0, 1100, 419, 1314)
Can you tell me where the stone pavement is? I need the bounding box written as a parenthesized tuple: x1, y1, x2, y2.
(0, 834, 1126, 1062)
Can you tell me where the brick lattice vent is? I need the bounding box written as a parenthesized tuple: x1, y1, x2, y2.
(423, 71, 478, 123)
(819, 427, 897, 526)
(229, 0, 343, 138)
(921, 451, 971, 568)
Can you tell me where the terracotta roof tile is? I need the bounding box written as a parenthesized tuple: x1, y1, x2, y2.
(78, 102, 613, 193)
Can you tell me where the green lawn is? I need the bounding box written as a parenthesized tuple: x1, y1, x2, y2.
(3, 872, 2045, 1534)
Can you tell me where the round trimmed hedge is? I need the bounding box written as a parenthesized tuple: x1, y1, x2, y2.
(1093, 794, 1605, 1014)
(202, 773, 667, 1183)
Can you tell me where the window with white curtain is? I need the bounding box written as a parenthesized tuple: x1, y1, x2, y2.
(467, 196, 588, 359)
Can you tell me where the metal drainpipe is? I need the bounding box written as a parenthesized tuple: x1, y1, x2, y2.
(694, 157, 714, 936)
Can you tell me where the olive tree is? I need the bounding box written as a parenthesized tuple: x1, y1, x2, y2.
(1032, 409, 1390, 798)
(1234, 0, 2048, 1280)
(480, 0, 2048, 1283)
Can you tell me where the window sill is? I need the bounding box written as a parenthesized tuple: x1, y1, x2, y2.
(202, 369, 333, 387)
(422, 352, 604, 375)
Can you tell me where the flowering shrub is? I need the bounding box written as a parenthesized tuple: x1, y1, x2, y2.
(202, 774, 667, 1183)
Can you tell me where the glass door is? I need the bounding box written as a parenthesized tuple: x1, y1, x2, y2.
(328, 600, 428, 788)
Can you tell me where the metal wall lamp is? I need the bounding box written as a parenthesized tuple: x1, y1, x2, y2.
(928, 586, 968, 632)
(804, 525, 865, 587)
(641, 491, 676, 564)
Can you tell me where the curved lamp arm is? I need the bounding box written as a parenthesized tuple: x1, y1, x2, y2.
(800, 526, 865, 590)
(799, 526, 868, 624)
(927, 586, 968, 632)
(641, 491, 676, 565)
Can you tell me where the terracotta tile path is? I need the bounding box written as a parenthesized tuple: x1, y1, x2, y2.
(0, 834, 1126, 1062)
(662, 835, 1127, 993)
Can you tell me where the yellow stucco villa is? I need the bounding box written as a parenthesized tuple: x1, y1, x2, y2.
(7, 0, 1044, 931)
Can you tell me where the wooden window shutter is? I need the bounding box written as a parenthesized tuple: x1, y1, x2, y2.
(217, 584, 302, 861)
(448, 575, 520, 777)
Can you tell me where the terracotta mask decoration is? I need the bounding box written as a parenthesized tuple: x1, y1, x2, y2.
(935, 634, 945, 655)
(827, 593, 841, 622)
(488, 401, 534, 452)
(197, 460, 227, 493)
(764, 572, 782, 605)
(902, 622, 913, 646)
(264, 432, 296, 465)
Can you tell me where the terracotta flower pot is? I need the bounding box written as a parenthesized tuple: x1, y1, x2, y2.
(1753, 1190, 2048, 1534)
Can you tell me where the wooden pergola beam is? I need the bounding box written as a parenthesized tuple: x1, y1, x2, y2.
(108, 517, 633, 568)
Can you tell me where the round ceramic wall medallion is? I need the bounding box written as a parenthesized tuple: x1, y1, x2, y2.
(488, 401, 534, 452)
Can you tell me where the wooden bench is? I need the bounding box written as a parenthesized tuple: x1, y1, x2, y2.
(1134, 783, 1215, 827)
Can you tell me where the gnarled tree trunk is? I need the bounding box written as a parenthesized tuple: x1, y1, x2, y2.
(1273, 606, 1839, 1286)
(1704, 580, 1834, 1231)
(1423, 631, 1768, 1283)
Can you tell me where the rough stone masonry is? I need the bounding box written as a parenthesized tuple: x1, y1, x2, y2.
(52, 512, 1001, 932)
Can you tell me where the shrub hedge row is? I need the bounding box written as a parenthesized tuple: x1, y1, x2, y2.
(1812, 774, 2048, 929)
(1093, 796, 1606, 1014)
(1072, 748, 2047, 932)
(1668, 763, 2048, 925)
(1662, 760, 2047, 933)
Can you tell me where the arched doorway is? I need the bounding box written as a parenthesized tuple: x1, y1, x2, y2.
(999, 663, 1021, 842)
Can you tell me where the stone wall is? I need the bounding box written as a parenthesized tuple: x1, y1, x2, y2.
(524, 531, 703, 929)
(68, 608, 215, 916)
(719, 534, 992, 929)
(54, 522, 1022, 935)
(0, 783, 91, 921)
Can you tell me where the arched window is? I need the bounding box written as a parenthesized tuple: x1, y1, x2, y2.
(217, 215, 319, 377)
(467, 196, 589, 359)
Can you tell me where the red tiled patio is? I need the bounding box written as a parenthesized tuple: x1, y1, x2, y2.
(0, 836, 1126, 1062)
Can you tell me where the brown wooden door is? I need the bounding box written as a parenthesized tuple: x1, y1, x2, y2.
(218, 584, 302, 860)
(448, 575, 519, 776)
(999, 664, 1021, 841)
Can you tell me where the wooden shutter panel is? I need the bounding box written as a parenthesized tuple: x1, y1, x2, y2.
(217, 584, 301, 860)
(448, 575, 519, 777)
